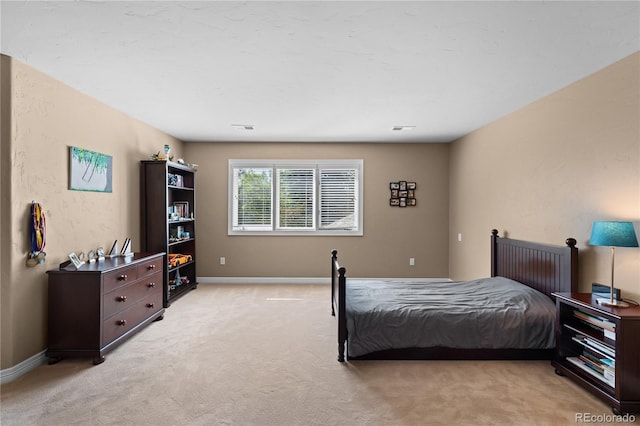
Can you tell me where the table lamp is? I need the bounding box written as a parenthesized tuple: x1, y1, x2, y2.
(589, 221, 639, 308)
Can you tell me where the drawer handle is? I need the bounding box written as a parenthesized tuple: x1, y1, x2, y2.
(117, 319, 127, 326)
(148, 282, 156, 288)
(118, 274, 128, 281)
(146, 302, 155, 308)
(117, 295, 127, 302)
(147, 264, 156, 270)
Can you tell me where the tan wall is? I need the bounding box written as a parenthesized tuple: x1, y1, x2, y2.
(184, 142, 450, 279)
(1, 56, 183, 370)
(449, 52, 640, 300)
(1, 56, 12, 373)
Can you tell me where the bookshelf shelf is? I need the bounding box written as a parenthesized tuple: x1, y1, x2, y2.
(168, 238, 195, 247)
(168, 185, 194, 191)
(551, 292, 640, 415)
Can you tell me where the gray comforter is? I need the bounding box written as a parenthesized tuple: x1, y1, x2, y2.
(345, 276, 556, 357)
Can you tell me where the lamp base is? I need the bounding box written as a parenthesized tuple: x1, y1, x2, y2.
(597, 298, 630, 308)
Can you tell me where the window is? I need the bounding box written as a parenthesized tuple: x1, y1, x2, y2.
(229, 160, 363, 235)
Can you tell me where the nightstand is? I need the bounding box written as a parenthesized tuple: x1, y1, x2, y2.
(551, 292, 640, 414)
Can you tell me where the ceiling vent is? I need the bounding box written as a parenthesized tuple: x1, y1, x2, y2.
(392, 126, 415, 131)
(232, 124, 254, 130)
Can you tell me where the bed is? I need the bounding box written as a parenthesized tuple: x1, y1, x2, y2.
(331, 229, 578, 362)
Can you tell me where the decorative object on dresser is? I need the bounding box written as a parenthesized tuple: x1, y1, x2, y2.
(120, 237, 133, 257)
(589, 221, 639, 308)
(67, 252, 83, 269)
(331, 229, 578, 362)
(551, 292, 640, 414)
(46, 252, 165, 365)
(107, 240, 119, 257)
(140, 160, 198, 307)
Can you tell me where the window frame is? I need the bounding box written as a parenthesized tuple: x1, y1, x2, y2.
(228, 159, 363, 236)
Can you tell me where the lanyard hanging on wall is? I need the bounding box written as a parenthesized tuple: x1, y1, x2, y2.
(27, 201, 47, 267)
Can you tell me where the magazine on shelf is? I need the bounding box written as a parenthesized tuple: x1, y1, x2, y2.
(584, 336, 615, 359)
(571, 334, 615, 360)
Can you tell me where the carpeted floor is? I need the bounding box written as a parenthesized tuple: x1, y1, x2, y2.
(0, 284, 633, 426)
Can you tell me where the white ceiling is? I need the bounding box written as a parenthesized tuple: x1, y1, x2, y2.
(2, 1, 639, 143)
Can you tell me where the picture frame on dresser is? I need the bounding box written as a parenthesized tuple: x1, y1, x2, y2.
(68, 252, 83, 269)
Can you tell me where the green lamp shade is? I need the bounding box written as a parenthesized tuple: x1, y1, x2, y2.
(589, 221, 639, 247)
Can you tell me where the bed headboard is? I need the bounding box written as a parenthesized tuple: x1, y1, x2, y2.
(490, 229, 578, 297)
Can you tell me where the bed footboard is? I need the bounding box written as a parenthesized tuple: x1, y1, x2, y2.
(331, 250, 347, 362)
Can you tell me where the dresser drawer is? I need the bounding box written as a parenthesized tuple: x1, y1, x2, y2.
(102, 292, 163, 346)
(103, 271, 163, 319)
(103, 265, 138, 293)
(137, 255, 163, 278)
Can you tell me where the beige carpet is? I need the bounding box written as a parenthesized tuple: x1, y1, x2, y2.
(0, 284, 633, 426)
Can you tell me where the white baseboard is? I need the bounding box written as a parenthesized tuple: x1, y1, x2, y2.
(1, 349, 47, 384)
(197, 277, 451, 285)
(197, 277, 330, 285)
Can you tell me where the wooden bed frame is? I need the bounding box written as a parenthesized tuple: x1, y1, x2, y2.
(331, 229, 578, 362)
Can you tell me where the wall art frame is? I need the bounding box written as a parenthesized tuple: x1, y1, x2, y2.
(389, 181, 416, 207)
(69, 146, 113, 193)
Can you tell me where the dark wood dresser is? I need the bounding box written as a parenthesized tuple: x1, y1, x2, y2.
(47, 252, 165, 365)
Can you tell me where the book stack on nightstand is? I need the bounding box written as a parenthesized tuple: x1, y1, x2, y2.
(564, 310, 616, 388)
(552, 292, 640, 415)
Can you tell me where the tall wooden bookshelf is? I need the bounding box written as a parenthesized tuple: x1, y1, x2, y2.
(140, 160, 198, 307)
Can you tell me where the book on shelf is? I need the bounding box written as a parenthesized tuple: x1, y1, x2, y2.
(567, 356, 615, 388)
(571, 310, 617, 342)
(579, 349, 614, 373)
(573, 310, 616, 332)
(580, 349, 614, 373)
(603, 328, 616, 341)
(578, 354, 604, 374)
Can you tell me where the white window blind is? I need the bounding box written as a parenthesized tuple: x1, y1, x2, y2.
(276, 168, 315, 230)
(319, 169, 358, 230)
(229, 160, 363, 236)
(231, 167, 272, 231)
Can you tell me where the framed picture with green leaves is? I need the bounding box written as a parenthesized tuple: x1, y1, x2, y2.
(69, 146, 112, 192)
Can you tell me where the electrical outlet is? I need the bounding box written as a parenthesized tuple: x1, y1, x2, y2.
(409, 258, 415, 266)
(220, 257, 226, 265)
(458, 233, 463, 242)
